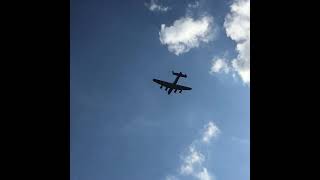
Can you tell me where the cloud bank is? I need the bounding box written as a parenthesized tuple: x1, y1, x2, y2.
(225, 0, 250, 84)
(210, 0, 250, 85)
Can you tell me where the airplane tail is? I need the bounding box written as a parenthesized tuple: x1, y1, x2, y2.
(172, 71, 187, 78)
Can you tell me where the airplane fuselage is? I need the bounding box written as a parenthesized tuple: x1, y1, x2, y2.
(173, 76, 180, 84)
(167, 76, 181, 94)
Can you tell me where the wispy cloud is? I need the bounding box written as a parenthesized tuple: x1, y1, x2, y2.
(202, 121, 220, 144)
(231, 136, 250, 144)
(165, 175, 179, 180)
(165, 121, 219, 180)
(187, 1, 200, 9)
(210, 0, 250, 85)
(159, 16, 215, 55)
(180, 146, 205, 175)
(210, 57, 230, 74)
(196, 168, 213, 180)
(121, 116, 159, 134)
(145, 0, 170, 12)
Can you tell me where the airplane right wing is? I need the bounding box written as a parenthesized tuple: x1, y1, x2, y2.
(175, 84, 192, 90)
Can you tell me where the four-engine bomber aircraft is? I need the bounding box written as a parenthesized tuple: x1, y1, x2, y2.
(153, 71, 192, 95)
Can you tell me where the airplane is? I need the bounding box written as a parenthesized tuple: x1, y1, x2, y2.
(153, 71, 192, 95)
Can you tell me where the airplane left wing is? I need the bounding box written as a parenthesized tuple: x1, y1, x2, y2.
(153, 79, 174, 88)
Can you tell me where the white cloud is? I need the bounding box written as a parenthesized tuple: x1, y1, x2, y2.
(210, 58, 230, 74)
(180, 146, 205, 175)
(224, 0, 250, 85)
(202, 121, 220, 144)
(159, 16, 214, 55)
(196, 168, 213, 180)
(145, 0, 170, 12)
(165, 121, 219, 180)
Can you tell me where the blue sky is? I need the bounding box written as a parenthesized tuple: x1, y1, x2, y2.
(71, 0, 250, 180)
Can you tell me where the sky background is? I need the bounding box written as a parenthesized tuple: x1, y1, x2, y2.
(71, 0, 250, 180)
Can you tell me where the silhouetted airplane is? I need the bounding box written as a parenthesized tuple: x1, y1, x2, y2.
(153, 71, 192, 95)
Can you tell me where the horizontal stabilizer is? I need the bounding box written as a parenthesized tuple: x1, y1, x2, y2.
(172, 71, 187, 78)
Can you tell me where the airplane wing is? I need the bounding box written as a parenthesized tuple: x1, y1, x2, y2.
(175, 84, 192, 90)
(153, 79, 192, 90)
(153, 79, 174, 88)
